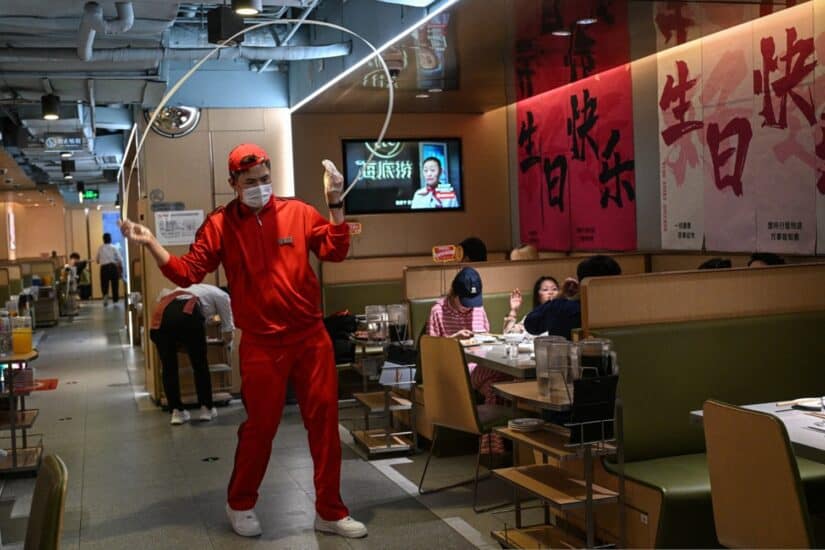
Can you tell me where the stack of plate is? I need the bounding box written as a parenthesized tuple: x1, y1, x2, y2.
(508, 418, 544, 432)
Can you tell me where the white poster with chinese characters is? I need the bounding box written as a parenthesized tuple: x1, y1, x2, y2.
(658, 44, 704, 250)
(154, 210, 205, 246)
(751, 5, 817, 254)
(815, 0, 825, 255)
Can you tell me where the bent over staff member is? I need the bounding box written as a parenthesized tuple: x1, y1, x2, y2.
(120, 144, 366, 539)
(150, 283, 234, 426)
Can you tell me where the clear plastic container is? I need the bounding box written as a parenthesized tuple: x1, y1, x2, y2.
(577, 338, 616, 377)
(0, 311, 10, 356)
(387, 304, 408, 342)
(11, 316, 32, 354)
(364, 305, 388, 341)
(533, 336, 571, 398)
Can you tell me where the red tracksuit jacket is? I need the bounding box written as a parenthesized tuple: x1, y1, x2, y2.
(160, 196, 349, 346)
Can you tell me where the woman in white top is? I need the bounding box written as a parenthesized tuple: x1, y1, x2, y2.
(410, 157, 459, 209)
(151, 284, 234, 424)
(95, 233, 123, 306)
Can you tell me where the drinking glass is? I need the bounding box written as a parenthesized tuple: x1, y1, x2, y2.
(12, 316, 32, 354)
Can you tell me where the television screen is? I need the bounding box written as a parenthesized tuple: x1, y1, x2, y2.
(342, 138, 463, 214)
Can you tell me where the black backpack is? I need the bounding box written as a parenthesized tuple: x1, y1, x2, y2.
(323, 311, 356, 364)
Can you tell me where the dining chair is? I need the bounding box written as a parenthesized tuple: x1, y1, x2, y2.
(25, 454, 68, 550)
(417, 335, 514, 512)
(703, 399, 814, 548)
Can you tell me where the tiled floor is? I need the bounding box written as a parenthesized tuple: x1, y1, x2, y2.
(0, 302, 530, 549)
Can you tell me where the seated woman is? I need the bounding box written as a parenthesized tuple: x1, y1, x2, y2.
(525, 255, 621, 339)
(504, 276, 560, 334)
(427, 266, 510, 454)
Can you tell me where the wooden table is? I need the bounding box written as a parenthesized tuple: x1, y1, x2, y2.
(691, 402, 825, 464)
(464, 344, 535, 379)
(493, 379, 572, 412)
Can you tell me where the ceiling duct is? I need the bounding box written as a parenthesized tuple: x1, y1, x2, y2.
(0, 44, 351, 66)
(78, 2, 135, 62)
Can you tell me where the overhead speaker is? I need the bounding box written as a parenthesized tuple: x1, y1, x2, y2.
(207, 6, 245, 45)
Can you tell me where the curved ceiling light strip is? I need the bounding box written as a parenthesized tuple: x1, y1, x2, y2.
(124, 18, 395, 215)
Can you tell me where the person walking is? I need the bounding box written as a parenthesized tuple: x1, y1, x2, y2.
(95, 233, 122, 306)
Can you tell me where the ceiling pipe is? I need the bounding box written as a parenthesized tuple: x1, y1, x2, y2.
(168, 26, 295, 48)
(282, 0, 321, 46)
(78, 2, 136, 62)
(0, 43, 351, 64)
(87, 79, 97, 141)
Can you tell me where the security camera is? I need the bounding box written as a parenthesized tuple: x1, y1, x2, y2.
(3, 178, 12, 185)
(389, 68, 401, 80)
(0, 168, 7, 175)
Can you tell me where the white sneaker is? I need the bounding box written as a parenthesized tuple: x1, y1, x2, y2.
(314, 516, 367, 538)
(199, 406, 217, 422)
(170, 409, 190, 425)
(226, 504, 262, 537)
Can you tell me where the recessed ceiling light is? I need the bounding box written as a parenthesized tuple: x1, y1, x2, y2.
(64, 173, 73, 180)
(16, 192, 23, 197)
(577, 17, 598, 25)
(552, 29, 573, 37)
(415, 93, 430, 99)
(427, 88, 443, 93)
(232, 0, 261, 15)
(34, 203, 39, 207)
(60, 151, 72, 159)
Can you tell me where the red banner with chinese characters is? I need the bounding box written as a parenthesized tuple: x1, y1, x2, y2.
(514, 0, 631, 102)
(517, 64, 636, 251)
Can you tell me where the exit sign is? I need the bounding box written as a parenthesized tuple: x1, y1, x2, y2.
(82, 189, 99, 200)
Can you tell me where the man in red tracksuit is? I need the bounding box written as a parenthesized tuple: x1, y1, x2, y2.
(120, 144, 367, 539)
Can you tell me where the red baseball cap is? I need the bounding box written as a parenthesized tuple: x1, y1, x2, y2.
(228, 143, 270, 175)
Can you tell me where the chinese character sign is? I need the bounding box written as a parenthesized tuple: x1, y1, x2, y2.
(657, 1, 823, 254)
(517, 64, 636, 251)
(658, 46, 705, 249)
(514, 0, 631, 101)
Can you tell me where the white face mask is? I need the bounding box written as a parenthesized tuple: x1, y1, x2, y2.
(240, 184, 272, 209)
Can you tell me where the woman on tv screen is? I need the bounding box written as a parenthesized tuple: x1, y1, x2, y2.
(411, 156, 458, 209)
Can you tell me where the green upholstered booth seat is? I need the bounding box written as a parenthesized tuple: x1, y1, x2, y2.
(9, 279, 22, 295)
(595, 311, 825, 547)
(409, 292, 514, 340)
(322, 281, 403, 317)
(603, 452, 825, 548)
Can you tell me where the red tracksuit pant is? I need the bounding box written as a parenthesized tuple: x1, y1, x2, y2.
(227, 330, 348, 521)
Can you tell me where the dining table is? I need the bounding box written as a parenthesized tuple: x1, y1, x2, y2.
(463, 340, 536, 379)
(690, 401, 825, 464)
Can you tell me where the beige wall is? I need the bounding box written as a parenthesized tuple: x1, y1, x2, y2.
(291, 109, 511, 258)
(0, 203, 10, 261)
(12, 203, 66, 259)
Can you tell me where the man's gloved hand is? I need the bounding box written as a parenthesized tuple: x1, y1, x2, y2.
(322, 159, 344, 205)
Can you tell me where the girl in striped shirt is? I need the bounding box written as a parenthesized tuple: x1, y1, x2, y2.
(426, 267, 510, 454)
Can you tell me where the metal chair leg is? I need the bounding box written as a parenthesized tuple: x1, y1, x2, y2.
(419, 426, 491, 495)
(472, 431, 510, 513)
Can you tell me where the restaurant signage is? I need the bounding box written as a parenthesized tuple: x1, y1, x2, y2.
(432, 244, 463, 263)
